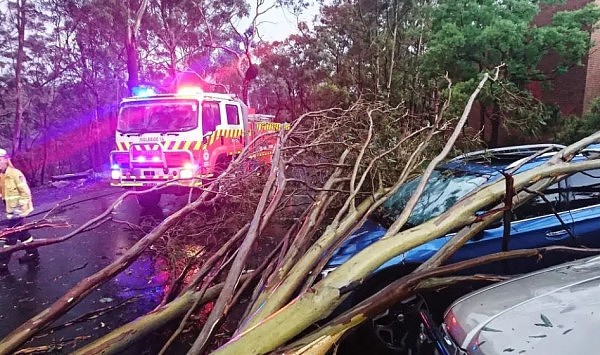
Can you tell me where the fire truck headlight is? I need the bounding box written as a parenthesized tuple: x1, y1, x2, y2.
(180, 169, 194, 179)
(111, 169, 122, 180)
(151, 156, 161, 162)
(137, 156, 147, 163)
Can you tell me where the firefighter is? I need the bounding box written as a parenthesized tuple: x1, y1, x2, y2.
(0, 148, 38, 272)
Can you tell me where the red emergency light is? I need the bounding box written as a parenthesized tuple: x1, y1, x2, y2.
(177, 86, 203, 95)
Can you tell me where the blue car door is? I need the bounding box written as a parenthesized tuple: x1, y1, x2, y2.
(449, 179, 574, 262)
(566, 168, 600, 247)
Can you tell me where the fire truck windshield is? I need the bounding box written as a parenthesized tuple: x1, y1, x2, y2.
(117, 99, 199, 133)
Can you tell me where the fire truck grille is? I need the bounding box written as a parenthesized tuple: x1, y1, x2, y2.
(111, 151, 193, 168)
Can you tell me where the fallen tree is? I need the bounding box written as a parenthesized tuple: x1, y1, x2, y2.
(3, 68, 600, 355)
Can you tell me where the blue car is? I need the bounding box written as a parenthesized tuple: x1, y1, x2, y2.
(329, 144, 600, 353)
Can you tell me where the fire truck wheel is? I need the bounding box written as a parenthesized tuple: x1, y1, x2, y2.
(136, 190, 161, 208)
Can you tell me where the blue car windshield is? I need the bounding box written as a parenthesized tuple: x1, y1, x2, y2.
(378, 169, 490, 228)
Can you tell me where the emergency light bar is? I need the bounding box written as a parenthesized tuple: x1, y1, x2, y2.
(177, 86, 203, 95)
(132, 85, 157, 97)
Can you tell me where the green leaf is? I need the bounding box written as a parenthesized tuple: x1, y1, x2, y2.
(534, 313, 553, 327)
(528, 334, 548, 338)
(482, 326, 503, 332)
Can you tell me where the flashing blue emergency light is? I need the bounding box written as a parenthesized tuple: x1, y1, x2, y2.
(132, 85, 157, 97)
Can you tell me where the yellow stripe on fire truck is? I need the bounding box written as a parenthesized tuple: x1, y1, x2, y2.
(117, 142, 132, 151)
(119, 128, 247, 152)
(255, 122, 291, 131)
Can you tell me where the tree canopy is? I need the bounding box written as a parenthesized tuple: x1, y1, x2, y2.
(421, 0, 600, 145)
(1, 0, 599, 182)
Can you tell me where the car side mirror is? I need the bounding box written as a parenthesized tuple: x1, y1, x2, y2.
(202, 132, 212, 144)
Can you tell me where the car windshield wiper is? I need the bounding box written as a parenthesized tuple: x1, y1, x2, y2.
(119, 131, 144, 137)
(177, 126, 196, 132)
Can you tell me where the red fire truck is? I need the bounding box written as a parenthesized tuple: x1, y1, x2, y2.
(109, 86, 286, 206)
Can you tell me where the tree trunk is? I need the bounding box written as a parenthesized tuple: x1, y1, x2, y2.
(386, 0, 399, 99)
(91, 95, 102, 172)
(479, 102, 486, 133)
(74, 288, 222, 355)
(125, 27, 139, 95)
(12, 0, 27, 155)
(40, 113, 48, 185)
(125, 0, 149, 95)
(242, 79, 249, 105)
(169, 45, 177, 79)
(187, 134, 285, 354)
(490, 105, 500, 147)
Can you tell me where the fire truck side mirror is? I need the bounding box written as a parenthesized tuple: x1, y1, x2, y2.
(202, 132, 212, 143)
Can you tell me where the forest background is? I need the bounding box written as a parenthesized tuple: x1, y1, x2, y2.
(1, 0, 600, 186)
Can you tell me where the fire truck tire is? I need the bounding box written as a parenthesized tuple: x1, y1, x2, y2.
(136, 190, 161, 208)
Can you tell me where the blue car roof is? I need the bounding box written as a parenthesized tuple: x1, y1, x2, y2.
(440, 161, 507, 176)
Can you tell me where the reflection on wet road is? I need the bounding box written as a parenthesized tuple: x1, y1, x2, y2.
(0, 184, 172, 352)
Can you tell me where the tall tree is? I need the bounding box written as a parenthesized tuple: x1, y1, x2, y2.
(423, 0, 600, 145)
(51, 0, 128, 173)
(254, 0, 436, 119)
(141, 0, 248, 87)
(125, 0, 149, 94)
(10, 0, 27, 154)
(253, 34, 333, 119)
(1, 0, 55, 165)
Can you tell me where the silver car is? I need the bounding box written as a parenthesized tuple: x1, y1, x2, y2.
(436, 254, 600, 354)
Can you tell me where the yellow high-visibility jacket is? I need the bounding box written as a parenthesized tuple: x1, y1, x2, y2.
(0, 166, 33, 218)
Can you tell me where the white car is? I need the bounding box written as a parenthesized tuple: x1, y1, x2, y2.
(435, 254, 600, 354)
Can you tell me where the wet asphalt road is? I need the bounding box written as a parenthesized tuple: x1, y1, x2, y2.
(0, 179, 174, 353)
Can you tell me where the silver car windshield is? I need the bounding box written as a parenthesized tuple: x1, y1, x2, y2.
(379, 169, 489, 228)
(118, 99, 199, 133)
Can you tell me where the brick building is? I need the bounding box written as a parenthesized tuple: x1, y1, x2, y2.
(470, 0, 600, 145)
(584, 0, 600, 112)
(535, 0, 600, 116)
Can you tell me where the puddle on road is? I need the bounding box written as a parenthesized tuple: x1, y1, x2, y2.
(0, 192, 175, 352)
(112, 254, 170, 314)
(0, 187, 199, 353)
(0, 253, 171, 352)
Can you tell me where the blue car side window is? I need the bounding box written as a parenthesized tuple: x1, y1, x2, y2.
(567, 168, 600, 209)
(512, 181, 568, 220)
